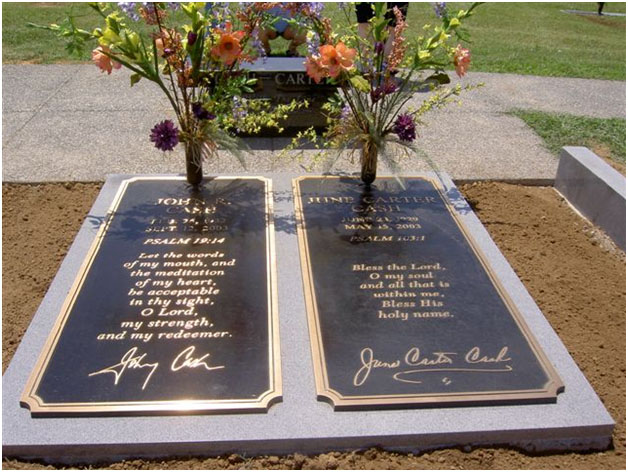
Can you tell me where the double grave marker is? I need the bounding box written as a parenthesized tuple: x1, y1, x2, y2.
(21, 175, 561, 416)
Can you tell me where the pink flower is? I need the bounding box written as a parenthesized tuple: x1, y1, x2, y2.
(211, 22, 245, 66)
(319, 42, 356, 78)
(305, 56, 327, 83)
(91, 45, 121, 75)
(453, 45, 471, 78)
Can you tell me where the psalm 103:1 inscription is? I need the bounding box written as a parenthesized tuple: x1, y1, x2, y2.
(21, 177, 280, 416)
(294, 176, 563, 410)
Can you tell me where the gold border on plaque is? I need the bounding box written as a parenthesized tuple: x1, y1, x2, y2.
(293, 176, 563, 410)
(21, 176, 281, 415)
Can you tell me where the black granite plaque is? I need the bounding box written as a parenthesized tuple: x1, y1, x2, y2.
(21, 177, 280, 416)
(294, 176, 563, 410)
(242, 58, 337, 134)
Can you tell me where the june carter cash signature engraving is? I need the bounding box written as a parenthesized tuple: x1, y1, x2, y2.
(88, 346, 225, 390)
(353, 346, 512, 387)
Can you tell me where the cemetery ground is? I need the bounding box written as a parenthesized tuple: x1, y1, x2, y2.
(2, 181, 625, 470)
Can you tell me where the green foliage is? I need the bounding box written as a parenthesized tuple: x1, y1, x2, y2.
(512, 110, 626, 164)
(4, 3, 625, 79)
(220, 99, 309, 135)
(3, 3, 101, 63)
(321, 2, 626, 80)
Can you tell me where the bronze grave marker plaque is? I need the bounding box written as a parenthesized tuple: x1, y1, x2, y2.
(293, 176, 563, 410)
(21, 177, 280, 416)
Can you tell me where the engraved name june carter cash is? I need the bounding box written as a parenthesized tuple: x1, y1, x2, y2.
(353, 345, 513, 387)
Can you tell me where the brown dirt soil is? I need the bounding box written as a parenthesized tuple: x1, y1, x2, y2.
(589, 142, 626, 175)
(2, 182, 626, 470)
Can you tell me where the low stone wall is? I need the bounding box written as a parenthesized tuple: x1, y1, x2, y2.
(554, 146, 626, 250)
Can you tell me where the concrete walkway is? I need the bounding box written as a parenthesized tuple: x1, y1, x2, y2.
(2, 64, 625, 182)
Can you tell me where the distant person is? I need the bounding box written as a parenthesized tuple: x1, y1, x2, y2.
(597, 2, 605, 15)
(355, 3, 409, 56)
(258, 5, 306, 56)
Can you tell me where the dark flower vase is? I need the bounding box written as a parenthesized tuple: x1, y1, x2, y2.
(360, 139, 377, 186)
(185, 142, 203, 186)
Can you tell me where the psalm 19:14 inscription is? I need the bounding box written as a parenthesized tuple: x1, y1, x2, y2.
(294, 176, 563, 410)
(21, 177, 280, 416)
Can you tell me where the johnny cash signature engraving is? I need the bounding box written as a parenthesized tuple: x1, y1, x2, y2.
(88, 346, 225, 390)
(353, 346, 512, 387)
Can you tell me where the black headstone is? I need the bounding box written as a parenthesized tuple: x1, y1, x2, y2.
(243, 57, 337, 134)
(294, 176, 563, 410)
(21, 177, 281, 416)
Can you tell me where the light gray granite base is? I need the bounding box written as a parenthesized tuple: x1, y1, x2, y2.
(2, 173, 614, 463)
(555, 146, 626, 250)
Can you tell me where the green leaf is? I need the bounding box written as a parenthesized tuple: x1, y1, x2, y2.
(428, 72, 451, 84)
(350, 75, 370, 93)
(130, 73, 141, 87)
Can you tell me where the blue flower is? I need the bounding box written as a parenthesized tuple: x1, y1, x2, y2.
(150, 120, 179, 151)
(118, 2, 139, 21)
(433, 2, 447, 18)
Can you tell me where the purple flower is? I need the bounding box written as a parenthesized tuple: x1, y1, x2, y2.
(433, 2, 447, 18)
(192, 102, 215, 121)
(306, 32, 321, 56)
(118, 2, 139, 21)
(251, 27, 267, 60)
(150, 120, 179, 151)
(307, 2, 324, 16)
(371, 81, 398, 103)
(340, 105, 352, 121)
(232, 96, 247, 120)
(393, 114, 416, 142)
(374, 41, 384, 54)
(187, 31, 198, 46)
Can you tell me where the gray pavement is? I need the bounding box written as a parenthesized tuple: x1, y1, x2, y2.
(2, 64, 625, 182)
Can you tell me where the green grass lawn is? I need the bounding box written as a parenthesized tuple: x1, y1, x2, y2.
(444, 2, 626, 80)
(512, 110, 626, 165)
(3, 2, 626, 80)
(2, 3, 102, 63)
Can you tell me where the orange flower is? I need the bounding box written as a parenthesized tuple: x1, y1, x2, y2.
(454, 44, 471, 78)
(319, 42, 356, 78)
(211, 22, 245, 66)
(91, 45, 121, 75)
(304, 56, 327, 83)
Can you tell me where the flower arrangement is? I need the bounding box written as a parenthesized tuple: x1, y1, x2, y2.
(293, 2, 481, 185)
(31, 2, 307, 185)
